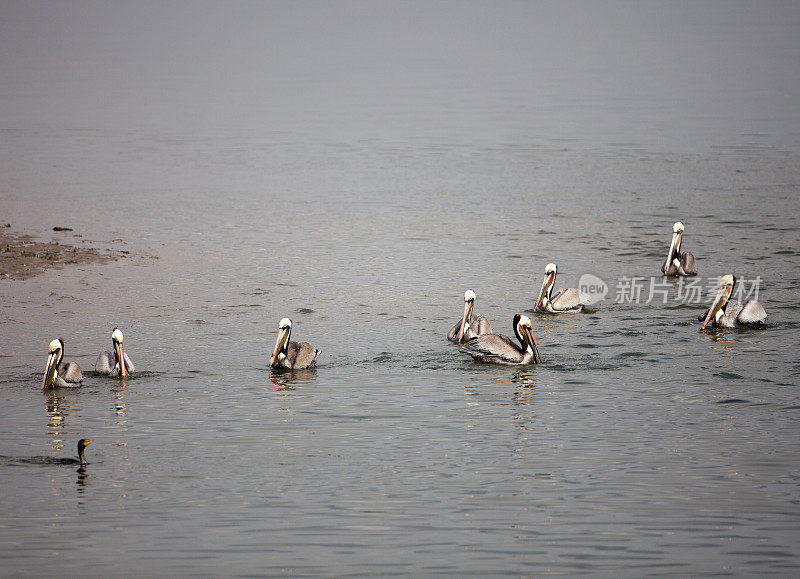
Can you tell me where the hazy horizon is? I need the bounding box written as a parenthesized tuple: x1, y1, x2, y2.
(2, 0, 799, 152)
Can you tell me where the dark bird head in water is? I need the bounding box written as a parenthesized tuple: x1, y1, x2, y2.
(77, 438, 92, 465)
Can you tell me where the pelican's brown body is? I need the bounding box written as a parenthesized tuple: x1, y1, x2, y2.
(269, 318, 319, 370)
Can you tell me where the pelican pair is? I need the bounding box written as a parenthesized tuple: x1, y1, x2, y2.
(448, 290, 542, 365)
(41, 328, 135, 390)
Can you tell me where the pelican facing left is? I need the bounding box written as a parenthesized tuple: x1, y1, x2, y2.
(41, 338, 82, 389)
(700, 274, 766, 329)
(95, 327, 135, 377)
(269, 318, 319, 370)
(460, 314, 542, 365)
(533, 263, 584, 313)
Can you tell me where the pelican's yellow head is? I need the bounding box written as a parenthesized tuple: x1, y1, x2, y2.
(48, 338, 62, 354)
(673, 221, 684, 233)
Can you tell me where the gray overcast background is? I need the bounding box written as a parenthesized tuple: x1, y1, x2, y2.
(2, 0, 799, 151)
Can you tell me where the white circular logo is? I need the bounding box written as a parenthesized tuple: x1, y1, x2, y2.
(578, 273, 608, 305)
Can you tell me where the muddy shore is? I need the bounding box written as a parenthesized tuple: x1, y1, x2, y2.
(0, 225, 128, 280)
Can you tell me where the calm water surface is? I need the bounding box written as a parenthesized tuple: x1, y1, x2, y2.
(2, 1, 800, 576)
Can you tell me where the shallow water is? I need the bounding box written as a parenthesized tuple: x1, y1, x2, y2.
(2, 1, 800, 576)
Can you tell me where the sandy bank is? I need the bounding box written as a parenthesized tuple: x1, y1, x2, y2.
(0, 225, 128, 280)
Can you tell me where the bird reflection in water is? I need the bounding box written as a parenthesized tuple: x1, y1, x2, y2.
(463, 370, 539, 407)
(707, 329, 737, 357)
(269, 367, 318, 392)
(76, 464, 90, 491)
(112, 381, 127, 422)
(510, 370, 538, 430)
(44, 392, 67, 449)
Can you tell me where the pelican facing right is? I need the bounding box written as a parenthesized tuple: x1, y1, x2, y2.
(460, 314, 542, 365)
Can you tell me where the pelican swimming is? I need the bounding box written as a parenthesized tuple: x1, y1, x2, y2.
(95, 327, 135, 377)
(700, 274, 766, 329)
(41, 338, 82, 389)
(460, 314, 542, 365)
(533, 263, 584, 313)
(269, 318, 319, 370)
(447, 289, 492, 343)
(662, 221, 697, 276)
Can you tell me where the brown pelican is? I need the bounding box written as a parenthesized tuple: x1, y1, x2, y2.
(662, 221, 697, 276)
(460, 314, 542, 365)
(269, 318, 319, 370)
(447, 289, 492, 343)
(95, 327, 135, 377)
(41, 338, 82, 389)
(533, 263, 584, 313)
(700, 274, 767, 329)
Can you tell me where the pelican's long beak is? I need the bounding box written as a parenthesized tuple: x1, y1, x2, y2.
(533, 273, 552, 312)
(701, 283, 731, 330)
(456, 300, 473, 343)
(662, 232, 681, 274)
(269, 327, 290, 367)
(114, 340, 127, 378)
(42, 351, 58, 390)
(520, 324, 542, 363)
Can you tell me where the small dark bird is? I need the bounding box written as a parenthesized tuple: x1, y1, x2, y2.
(14, 439, 93, 466)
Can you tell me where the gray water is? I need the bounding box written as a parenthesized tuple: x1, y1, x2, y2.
(2, 1, 800, 576)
